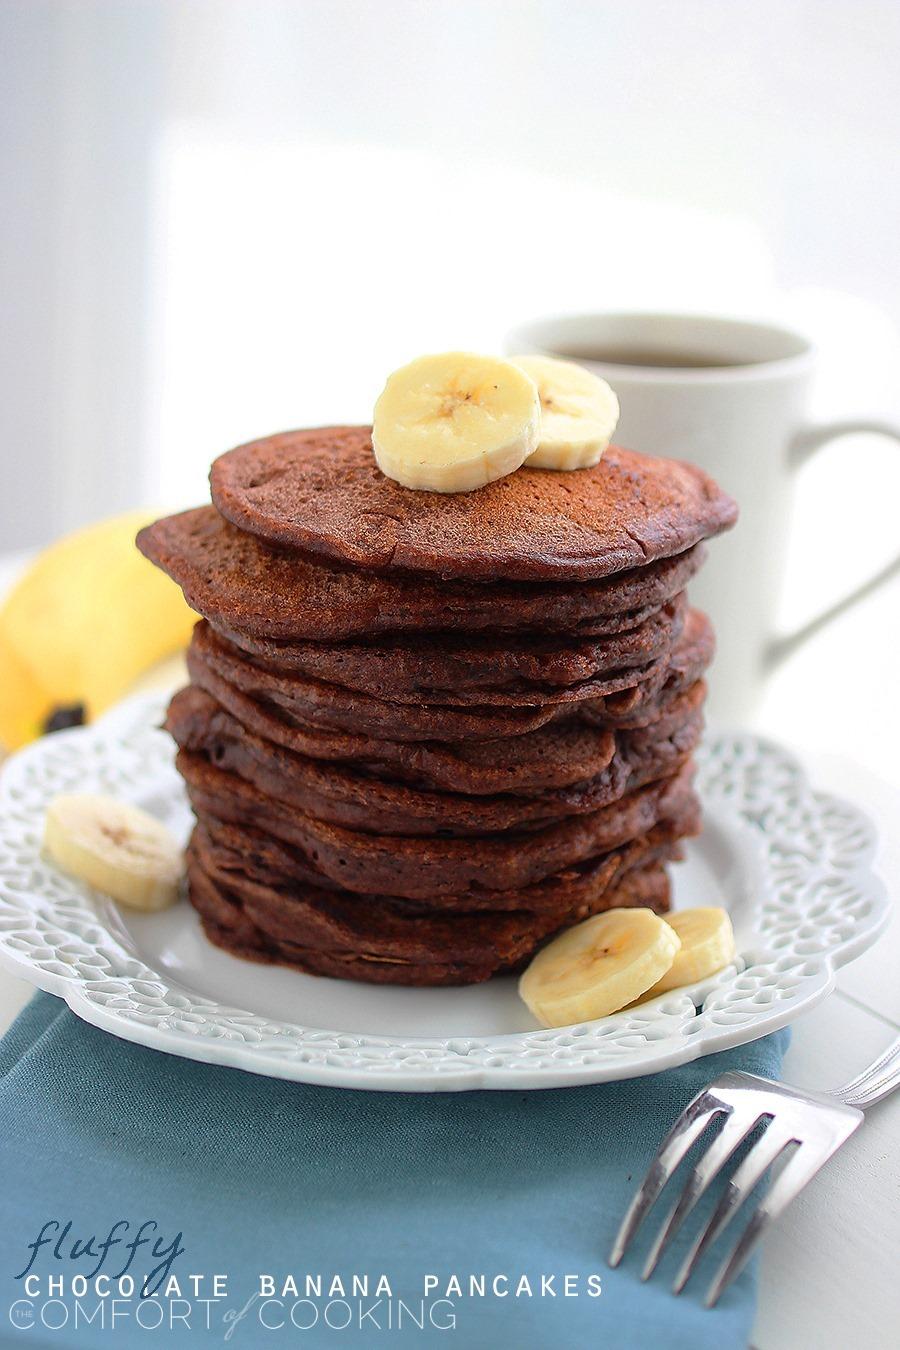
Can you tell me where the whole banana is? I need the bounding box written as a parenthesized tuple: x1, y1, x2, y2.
(0, 510, 197, 749)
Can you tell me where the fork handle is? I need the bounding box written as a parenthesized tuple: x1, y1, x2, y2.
(831, 1032, 900, 1108)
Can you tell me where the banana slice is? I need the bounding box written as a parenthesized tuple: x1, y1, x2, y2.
(44, 794, 184, 911)
(519, 908, 681, 1027)
(511, 354, 619, 470)
(645, 907, 736, 995)
(372, 352, 541, 493)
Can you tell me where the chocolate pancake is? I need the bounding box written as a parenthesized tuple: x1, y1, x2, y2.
(186, 824, 682, 969)
(167, 683, 703, 835)
(581, 608, 714, 729)
(172, 673, 618, 792)
(178, 750, 697, 898)
(188, 624, 575, 742)
(209, 426, 738, 581)
(187, 852, 672, 986)
(137, 505, 705, 641)
(187, 608, 714, 761)
(211, 596, 684, 700)
(192, 806, 695, 916)
(187, 617, 678, 741)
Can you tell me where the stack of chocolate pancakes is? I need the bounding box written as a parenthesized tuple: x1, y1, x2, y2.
(138, 426, 737, 986)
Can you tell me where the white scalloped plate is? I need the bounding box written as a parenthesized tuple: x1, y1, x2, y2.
(0, 695, 889, 1091)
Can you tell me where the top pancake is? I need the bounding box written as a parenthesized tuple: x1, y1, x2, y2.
(209, 426, 737, 582)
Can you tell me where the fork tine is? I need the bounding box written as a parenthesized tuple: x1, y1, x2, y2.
(608, 1092, 724, 1268)
(671, 1122, 792, 1293)
(641, 1108, 769, 1281)
(704, 1118, 860, 1308)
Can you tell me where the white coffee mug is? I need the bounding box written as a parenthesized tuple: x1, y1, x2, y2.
(506, 312, 900, 724)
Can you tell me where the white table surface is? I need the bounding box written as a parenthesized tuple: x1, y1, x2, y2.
(0, 555, 897, 1349)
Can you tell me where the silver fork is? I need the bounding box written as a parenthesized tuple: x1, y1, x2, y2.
(609, 1032, 900, 1307)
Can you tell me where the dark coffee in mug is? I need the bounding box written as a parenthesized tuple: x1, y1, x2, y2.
(548, 344, 764, 370)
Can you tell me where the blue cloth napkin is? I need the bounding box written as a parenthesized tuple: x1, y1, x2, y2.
(0, 993, 787, 1349)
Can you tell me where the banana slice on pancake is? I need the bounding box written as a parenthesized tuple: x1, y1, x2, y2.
(372, 352, 541, 492)
(512, 354, 620, 470)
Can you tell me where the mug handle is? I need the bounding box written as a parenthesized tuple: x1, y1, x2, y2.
(767, 418, 900, 665)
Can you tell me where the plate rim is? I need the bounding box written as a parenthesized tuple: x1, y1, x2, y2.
(0, 695, 890, 1091)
